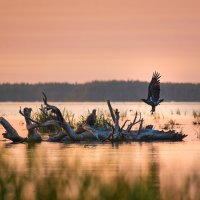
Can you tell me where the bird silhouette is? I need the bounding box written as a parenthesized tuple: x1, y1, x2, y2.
(86, 109, 97, 126)
(141, 71, 164, 114)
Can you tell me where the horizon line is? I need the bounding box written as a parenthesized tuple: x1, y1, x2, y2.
(0, 79, 199, 85)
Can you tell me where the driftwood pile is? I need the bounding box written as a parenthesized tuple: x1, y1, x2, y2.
(0, 93, 187, 143)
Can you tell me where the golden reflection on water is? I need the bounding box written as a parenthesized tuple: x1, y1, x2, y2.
(0, 102, 200, 199)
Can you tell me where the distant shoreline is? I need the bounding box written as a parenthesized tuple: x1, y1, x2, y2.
(0, 81, 199, 102)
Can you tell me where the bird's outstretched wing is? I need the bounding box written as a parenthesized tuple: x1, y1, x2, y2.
(147, 71, 161, 101)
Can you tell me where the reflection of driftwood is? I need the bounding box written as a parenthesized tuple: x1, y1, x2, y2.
(0, 94, 188, 143)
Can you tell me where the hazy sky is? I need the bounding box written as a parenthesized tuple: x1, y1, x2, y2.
(0, 0, 200, 83)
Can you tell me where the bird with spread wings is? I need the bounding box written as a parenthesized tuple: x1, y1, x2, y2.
(141, 72, 164, 114)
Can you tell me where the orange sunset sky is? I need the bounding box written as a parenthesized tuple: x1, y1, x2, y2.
(0, 0, 200, 83)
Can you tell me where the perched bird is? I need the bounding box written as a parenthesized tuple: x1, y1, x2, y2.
(86, 109, 97, 126)
(141, 71, 164, 114)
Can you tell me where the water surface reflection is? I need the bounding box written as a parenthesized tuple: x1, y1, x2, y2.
(0, 102, 200, 199)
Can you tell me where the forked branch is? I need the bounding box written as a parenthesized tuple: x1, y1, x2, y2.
(120, 120, 130, 132)
(127, 112, 142, 132)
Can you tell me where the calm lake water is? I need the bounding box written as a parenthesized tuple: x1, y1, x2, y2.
(0, 102, 200, 199)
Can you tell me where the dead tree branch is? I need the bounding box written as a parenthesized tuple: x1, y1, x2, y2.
(127, 112, 142, 132)
(137, 118, 144, 135)
(120, 120, 130, 132)
(19, 107, 40, 125)
(42, 92, 64, 123)
(0, 117, 26, 142)
(106, 100, 116, 123)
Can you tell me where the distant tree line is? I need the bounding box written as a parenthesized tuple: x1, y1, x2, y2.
(0, 81, 199, 102)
